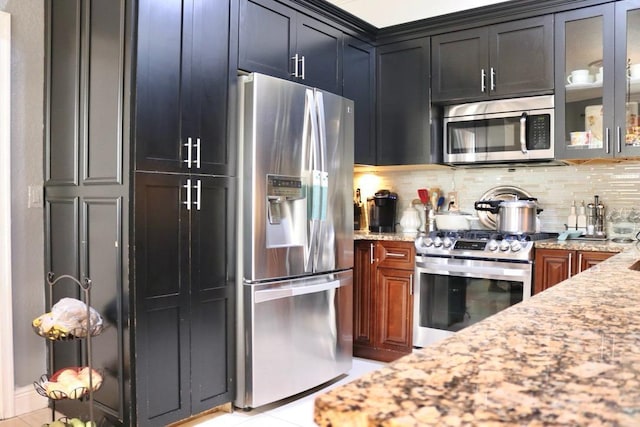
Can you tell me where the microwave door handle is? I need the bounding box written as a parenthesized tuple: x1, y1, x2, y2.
(520, 113, 528, 154)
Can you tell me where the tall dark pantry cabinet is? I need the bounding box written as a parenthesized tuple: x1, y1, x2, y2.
(44, 1, 236, 425)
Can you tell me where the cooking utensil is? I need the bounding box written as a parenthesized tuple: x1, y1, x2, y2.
(476, 186, 534, 229)
(437, 196, 445, 212)
(474, 198, 542, 234)
(417, 189, 428, 205)
(434, 211, 477, 231)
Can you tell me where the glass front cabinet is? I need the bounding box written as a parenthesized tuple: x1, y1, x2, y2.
(555, 0, 640, 159)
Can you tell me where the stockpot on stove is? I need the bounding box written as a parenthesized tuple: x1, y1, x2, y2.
(474, 198, 543, 234)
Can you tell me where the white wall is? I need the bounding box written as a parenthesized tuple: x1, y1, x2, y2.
(356, 161, 640, 234)
(0, 0, 46, 391)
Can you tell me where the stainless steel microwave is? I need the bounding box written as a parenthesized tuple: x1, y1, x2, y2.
(443, 95, 554, 165)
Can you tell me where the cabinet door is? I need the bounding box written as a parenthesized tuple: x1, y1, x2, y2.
(190, 176, 235, 413)
(377, 38, 432, 165)
(576, 250, 614, 274)
(344, 35, 375, 165)
(376, 268, 413, 357)
(295, 14, 342, 93)
(353, 241, 375, 350)
(135, 0, 186, 172)
(555, 5, 615, 160)
(614, 1, 640, 156)
(238, 0, 295, 81)
(489, 16, 554, 97)
(431, 28, 488, 102)
(188, 0, 232, 175)
(134, 172, 191, 425)
(534, 248, 573, 294)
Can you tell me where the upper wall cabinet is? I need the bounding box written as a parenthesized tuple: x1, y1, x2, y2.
(238, 0, 343, 94)
(135, 0, 232, 176)
(343, 35, 376, 165)
(376, 38, 433, 165)
(555, 0, 640, 160)
(431, 15, 554, 103)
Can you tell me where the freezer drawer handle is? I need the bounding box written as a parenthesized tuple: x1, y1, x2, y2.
(254, 280, 341, 304)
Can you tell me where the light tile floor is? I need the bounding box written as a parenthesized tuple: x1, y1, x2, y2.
(0, 358, 384, 427)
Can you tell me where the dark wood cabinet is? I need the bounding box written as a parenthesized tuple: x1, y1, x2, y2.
(555, 1, 640, 160)
(134, 172, 235, 424)
(376, 38, 433, 166)
(534, 248, 615, 294)
(353, 240, 414, 362)
(135, 0, 232, 176)
(238, 0, 343, 94)
(432, 15, 554, 103)
(45, 0, 236, 425)
(343, 35, 375, 165)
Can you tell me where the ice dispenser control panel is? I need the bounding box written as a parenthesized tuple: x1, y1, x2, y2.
(267, 175, 303, 224)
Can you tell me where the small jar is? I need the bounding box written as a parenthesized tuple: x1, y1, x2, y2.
(400, 203, 421, 233)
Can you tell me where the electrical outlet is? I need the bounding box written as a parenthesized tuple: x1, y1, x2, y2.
(447, 191, 459, 210)
(28, 185, 43, 208)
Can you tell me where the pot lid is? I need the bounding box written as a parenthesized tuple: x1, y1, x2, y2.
(476, 186, 533, 229)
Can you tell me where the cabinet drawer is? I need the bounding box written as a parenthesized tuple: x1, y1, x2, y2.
(377, 241, 414, 270)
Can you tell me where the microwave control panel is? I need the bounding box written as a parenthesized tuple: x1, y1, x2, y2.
(528, 114, 551, 149)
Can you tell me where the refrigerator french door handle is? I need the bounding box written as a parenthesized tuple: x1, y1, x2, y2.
(182, 178, 192, 211)
(304, 88, 318, 272)
(315, 91, 328, 220)
(183, 137, 193, 168)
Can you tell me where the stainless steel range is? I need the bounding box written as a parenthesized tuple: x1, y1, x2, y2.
(413, 230, 557, 347)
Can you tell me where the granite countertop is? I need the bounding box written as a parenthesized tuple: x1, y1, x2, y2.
(314, 243, 640, 426)
(354, 230, 418, 242)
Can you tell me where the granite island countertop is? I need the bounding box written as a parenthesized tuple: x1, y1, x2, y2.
(315, 243, 640, 426)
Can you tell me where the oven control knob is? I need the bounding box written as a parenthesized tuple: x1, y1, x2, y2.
(487, 239, 499, 252)
(499, 240, 511, 252)
(442, 237, 453, 248)
(433, 237, 443, 248)
(414, 235, 434, 252)
(510, 241, 522, 252)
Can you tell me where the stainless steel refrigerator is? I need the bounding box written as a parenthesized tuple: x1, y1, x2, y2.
(235, 73, 354, 409)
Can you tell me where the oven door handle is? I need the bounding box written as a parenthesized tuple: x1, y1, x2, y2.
(417, 263, 529, 280)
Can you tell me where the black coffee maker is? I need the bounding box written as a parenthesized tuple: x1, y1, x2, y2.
(367, 190, 398, 232)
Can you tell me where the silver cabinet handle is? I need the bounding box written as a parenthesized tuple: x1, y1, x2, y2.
(577, 252, 583, 274)
(291, 54, 299, 77)
(370, 243, 374, 265)
(183, 137, 193, 168)
(300, 55, 305, 80)
(409, 273, 413, 296)
(568, 252, 572, 278)
(481, 68, 486, 93)
(520, 113, 528, 154)
(195, 137, 201, 169)
(490, 67, 496, 91)
(385, 252, 405, 258)
(183, 178, 192, 210)
(617, 126, 622, 153)
(194, 179, 201, 211)
(605, 128, 610, 154)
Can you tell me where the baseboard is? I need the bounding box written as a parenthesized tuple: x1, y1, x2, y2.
(13, 385, 48, 417)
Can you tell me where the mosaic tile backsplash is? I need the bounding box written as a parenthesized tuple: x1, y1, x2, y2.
(354, 161, 640, 234)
